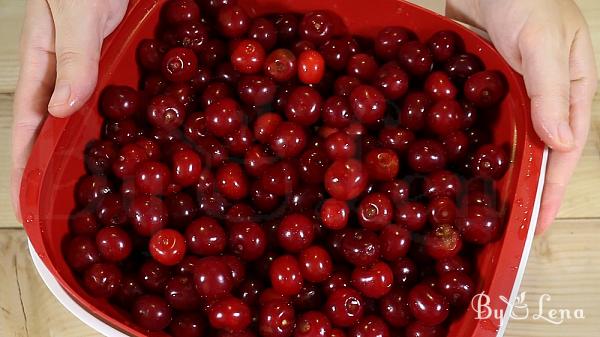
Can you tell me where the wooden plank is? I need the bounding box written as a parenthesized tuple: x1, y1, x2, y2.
(505, 219, 600, 336)
(0, 219, 598, 336)
(0, 0, 24, 93)
(0, 95, 19, 228)
(0, 229, 98, 337)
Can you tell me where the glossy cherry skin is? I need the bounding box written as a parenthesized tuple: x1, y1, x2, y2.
(444, 53, 484, 84)
(217, 4, 250, 38)
(325, 288, 365, 328)
(423, 170, 462, 199)
(185, 217, 227, 256)
(95, 193, 127, 226)
(163, 0, 200, 24)
(147, 94, 186, 131)
(320, 198, 349, 230)
(85, 139, 117, 175)
(228, 221, 267, 260)
(216, 162, 249, 200)
(192, 257, 234, 299)
(374, 26, 414, 61)
(295, 311, 331, 337)
(405, 322, 446, 337)
(390, 258, 419, 289)
(82, 262, 122, 298)
(259, 299, 296, 337)
(349, 315, 390, 337)
(456, 205, 501, 244)
(100, 85, 141, 120)
(407, 139, 447, 173)
(231, 39, 266, 74)
(341, 229, 381, 266)
(169, 313, 206, 337)
(408, 284, 449, 326)
(298, 50, 325, 84)
(171, 148, 202, 187)
(322, 95, 352, 128)
(75, 175, 112, 206)
(164, 275, 202, 311)
(95, 226, 132, 262)
(464, 70, 507, 107)
(277, 213, 316, 253)
(137, 39, 167, 71)
(357, 193, 394, 230)
(427, 99, 464, 136)
(132, 295, 173, 331)
(347, 53, 378, 82)
(471, 144, 509, 179)
(435, 255, 472, 275)
(424, 71, 458, 101)
(254, 112, 283, 144)
(423, 224, 463, 260)
(379, 288, 412, 328)
(299, 245, 333, 283)
(237, 75, 276, 106)
(265, 48, 297, 82)
(376, 179, 410, 206)
(375, 62, 410, 100)
(324, 132, 356, 160)
(138, 260, 171, 293)
(298, 146, 330, 184)
(129, 195, 168, 236)
(351, 261, 394, 298)
(334, 75, 361, 97)
(364, 148, 400, 182)
(69, 210, 100, 236)
(400, 91, 430, 131)
(292, 283, 323, 311)
(299, 10, 340, 45)
(249, 17, 277, 50)
(149, 229, 186, 266)
(286, 86, 322, 126)
(161, 47, 198, 82)
(427, 30, 464, 62)
(349, 85, 386, 125)
(397, 41, 433, 76)
(205, 98, 243, 137)
(325, 159, 369, 201)
(135, 161, 171, 195)
(209, 297, 252, 331)
(270, 121, 308, 158)
(395, 201, 427, 231)
(319, 38, 352, 71)
(379, 225, 411, 261)
(270, 255, 304, 296)
(427, 196, 458, 227)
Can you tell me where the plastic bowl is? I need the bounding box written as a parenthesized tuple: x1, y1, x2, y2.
(21, 0, 547, 336)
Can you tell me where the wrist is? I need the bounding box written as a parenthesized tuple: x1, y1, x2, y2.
(446, 0, 484, 29)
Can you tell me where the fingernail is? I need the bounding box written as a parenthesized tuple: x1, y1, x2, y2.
(48, 83, 72, 108)
(557, 121, 574, 148)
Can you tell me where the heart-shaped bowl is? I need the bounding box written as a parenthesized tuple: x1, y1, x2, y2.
(21, 0, 547, 336)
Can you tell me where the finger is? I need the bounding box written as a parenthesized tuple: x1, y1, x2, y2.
(11, 0, 56, 222)
(45, 0, 108, 117)
(519, 23, 575, 152)
(536, 26, 597, 234)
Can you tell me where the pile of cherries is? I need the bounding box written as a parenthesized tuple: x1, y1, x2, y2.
(65, 0, 510, 336)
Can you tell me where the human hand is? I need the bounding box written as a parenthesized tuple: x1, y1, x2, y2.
(447, 0, 598, 234)
(11, 0, 128, 221)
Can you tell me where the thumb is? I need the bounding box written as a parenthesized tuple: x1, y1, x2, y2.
(47, 1, 105, 118)
(519, 28, 575, 151)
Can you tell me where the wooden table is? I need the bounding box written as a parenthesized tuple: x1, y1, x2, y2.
(0, 0, 599, 336)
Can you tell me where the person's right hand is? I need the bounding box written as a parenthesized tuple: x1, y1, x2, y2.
(11, 0, 128, 221)
(447, 0, 598, 234)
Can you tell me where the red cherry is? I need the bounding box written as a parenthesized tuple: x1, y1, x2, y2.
(217, 4, 250, 38)
(162, 47, 198, 82)
(395, 202, 427, 231)
(325, 288, 365, 327)
(351, 261, 394, 298)
(464, 71, 507, 107)
(132, 295, 173, 331)
(100, 85, 141, 120)
(129, 195, 168, 236)
(259, 300, 296, 337)
(341, 229, 381, 266)
(248, 17, 277, 50)
(349, 85, 386, 124)
(299, 245, 333, 283)
(375, 26, 414, 60)
(193, 257, 234, 299)
(423, 224, 463, 260)
(349, 315, 391, 337)
(427, 30, 464, 62)
(231, 39, 266, 74)
(83, 262, 122, 298)
(408, 284, 449, 326)
(164, 275, 202, 311)
(209, 297, 252, 331)
(185, 217, 227, 256)
(364, 148, 400, 182)
(270, 255, 304, 296)
(149, 229, 187, 266)
(347, 54, 378, 82)
(171, 148, 202, 187)
(471, 144, 509, 179)
(437, 271, 475, 307)
(265, 48, 297, 82)
(325, 159, 369, 200)
(228, 222, 267, 260)
(286, 86, 323, 126)
(379, 288, 412, 328)
(426, 99, 464, 136)
(295, 311, 332, 337)
(135, 161, 171, 195)
(320, 198, 349, 230)
(427, 197, 458, 227)
(270, 121, 308, 158)
(407, 139, 447, 173)
(277, 213, 316, 253)
(205, 98, 243, 137)
(216, 162, 249, 200)
(456, 205, 501, 244)
(357, 193, 394, 230)
(375, 62, 410, 100)
(405, 322, 446, 337)
(96, 226, 132, 262)
(379, 225, 411, 261)
(169, 313, 206, 337)
(424, 71, 458, 100)
(237, 75, 276, 106)
(397, 41, 433, 76)
(298, 50, 326, 84)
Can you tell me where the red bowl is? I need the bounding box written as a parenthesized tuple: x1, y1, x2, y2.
(21, 0, 546, 336)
